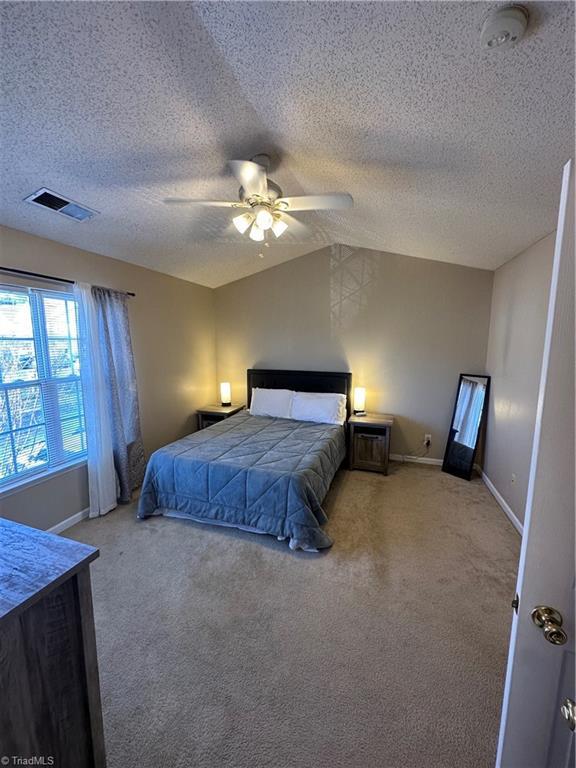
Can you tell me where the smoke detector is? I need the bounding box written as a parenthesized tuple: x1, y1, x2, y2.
(480, 5, 529, 50)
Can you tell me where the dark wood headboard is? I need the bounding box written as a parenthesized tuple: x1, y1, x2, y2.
(246, 368, 353, 418)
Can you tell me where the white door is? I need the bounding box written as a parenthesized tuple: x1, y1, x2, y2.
(496, 158, 575, 767)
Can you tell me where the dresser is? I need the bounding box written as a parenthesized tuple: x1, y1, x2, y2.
(0, 518, 106, 767)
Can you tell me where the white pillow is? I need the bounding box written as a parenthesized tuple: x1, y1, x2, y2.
(249, 388, 293, 418)
(291, 392, 347, 425)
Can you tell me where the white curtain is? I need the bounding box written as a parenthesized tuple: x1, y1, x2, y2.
(74, 283, 117, 518)
(91, 287, 145, 501)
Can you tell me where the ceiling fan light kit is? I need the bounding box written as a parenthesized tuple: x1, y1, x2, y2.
(165, 154, 353, 247)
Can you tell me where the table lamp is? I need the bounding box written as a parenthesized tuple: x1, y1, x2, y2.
(353, 387, 366, 416)
(220, 382, 232, 407)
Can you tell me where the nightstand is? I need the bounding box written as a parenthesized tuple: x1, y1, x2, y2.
(348, 413, 394, 475)
(197, 404, 245, 430)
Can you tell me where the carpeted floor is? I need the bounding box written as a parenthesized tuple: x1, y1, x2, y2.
(67, 463, 520, 768)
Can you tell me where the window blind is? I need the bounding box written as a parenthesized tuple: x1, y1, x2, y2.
(0, 285, 86, 488)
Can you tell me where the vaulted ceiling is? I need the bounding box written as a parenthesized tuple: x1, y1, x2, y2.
(0, 1, 574, 287)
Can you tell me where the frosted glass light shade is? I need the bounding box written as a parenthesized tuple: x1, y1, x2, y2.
(249, 223, 265, 241)
(220, 382, 232, 406)
(233, 212, 254, 234)
(353, 387, 366, 414)
(271, 217, 288, 238)
(254, 205, 273, 230)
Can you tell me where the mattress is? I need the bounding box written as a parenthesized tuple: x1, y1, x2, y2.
(137, 412, 346, 550)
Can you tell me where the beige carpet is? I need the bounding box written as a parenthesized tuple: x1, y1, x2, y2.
(67, 463, 520, 768)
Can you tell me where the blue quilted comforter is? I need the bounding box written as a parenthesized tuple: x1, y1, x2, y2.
(137, 412, 346, 550)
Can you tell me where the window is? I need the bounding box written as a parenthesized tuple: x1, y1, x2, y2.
(0, 285, 86, 488)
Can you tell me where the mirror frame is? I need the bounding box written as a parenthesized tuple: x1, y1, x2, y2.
(442, 373, 491, 481)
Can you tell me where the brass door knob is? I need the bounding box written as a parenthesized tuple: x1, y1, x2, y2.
(531, 606, 568, 646)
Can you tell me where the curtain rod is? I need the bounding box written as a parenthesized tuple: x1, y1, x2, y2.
(0, 266, 135, 297)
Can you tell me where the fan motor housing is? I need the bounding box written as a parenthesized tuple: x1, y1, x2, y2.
(239, 178, 283, 204)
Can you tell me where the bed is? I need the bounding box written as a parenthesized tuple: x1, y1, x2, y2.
(137, 369, 352, 551)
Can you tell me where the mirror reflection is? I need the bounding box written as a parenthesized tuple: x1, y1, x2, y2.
(442, 374, 490, 480)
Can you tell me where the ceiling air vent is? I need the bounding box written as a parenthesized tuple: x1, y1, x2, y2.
(24, 188, 98, 222)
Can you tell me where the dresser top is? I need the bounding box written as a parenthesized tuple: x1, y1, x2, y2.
(0, 517, 98, 622)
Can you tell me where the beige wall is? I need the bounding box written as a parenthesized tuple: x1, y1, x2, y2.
(484, 233, 554, 525)
(215, 245, 493, 461)
(1, 225, 548, 532)
(0, 225, 215, 529)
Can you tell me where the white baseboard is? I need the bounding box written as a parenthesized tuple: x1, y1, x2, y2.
(48, 507, 90, 534)
(481, 473, 523, 535)
(390, 453, 443, 466)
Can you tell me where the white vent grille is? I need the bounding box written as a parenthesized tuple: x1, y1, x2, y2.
(24, 188, 98, 222)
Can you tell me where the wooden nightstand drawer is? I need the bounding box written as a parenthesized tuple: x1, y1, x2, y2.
(199, 415, 223, 429)
(348, 412, 394, 475)
(354, 431, 387, 470)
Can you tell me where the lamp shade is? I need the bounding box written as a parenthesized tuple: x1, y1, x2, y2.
(254, 205, 273, 230)
(353, 387, 366, 414)
(233, 212, 254, 234)
(249, 223, 265, 241)
(220, 382, 232, 406)
(271, 216, 288, 238)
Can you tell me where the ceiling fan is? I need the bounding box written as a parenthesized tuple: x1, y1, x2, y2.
(164, 154, 353, 242)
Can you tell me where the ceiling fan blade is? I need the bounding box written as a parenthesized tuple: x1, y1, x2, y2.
(229, 160, 268, 197)
(164, 199, 248, 208)
(280, 212, 309, 237)
(276, 193, 353, 212)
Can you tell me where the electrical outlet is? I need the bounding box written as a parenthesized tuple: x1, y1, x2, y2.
(424, 433, 432, 448)
(511, 473, 517, 484)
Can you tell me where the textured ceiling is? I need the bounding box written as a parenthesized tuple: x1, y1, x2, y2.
(0, 1, 574, 288)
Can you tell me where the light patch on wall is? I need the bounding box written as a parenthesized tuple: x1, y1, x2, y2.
(329, 244, 380, 334)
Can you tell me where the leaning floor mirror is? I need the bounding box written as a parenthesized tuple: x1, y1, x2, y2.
(442, 374, 490, 481)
